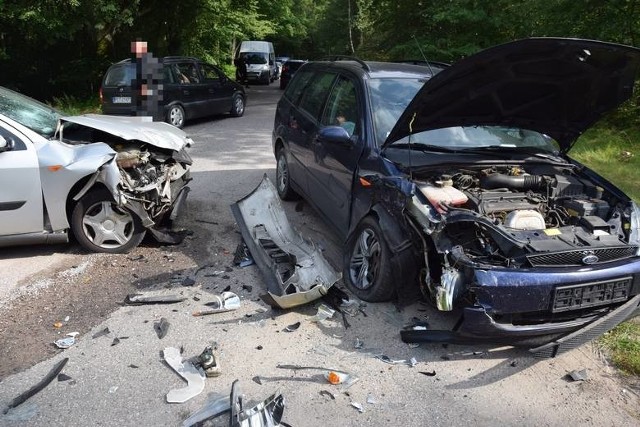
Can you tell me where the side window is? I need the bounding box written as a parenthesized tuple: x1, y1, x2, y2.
(200, 63, 223, 81)
(298, 72, 336, 120)
(283, 69, 313, 104)
(174, 63, 200, 84)
(321, 76, 358, 136)
(163, 65, 176, 84)
(0, 127, 27, 151)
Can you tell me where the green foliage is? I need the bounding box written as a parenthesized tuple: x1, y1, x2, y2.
(51, 94, 101, 115)
(599, 320, 640, 376)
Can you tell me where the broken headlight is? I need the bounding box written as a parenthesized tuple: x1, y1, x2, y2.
(629, 202, 640, 256)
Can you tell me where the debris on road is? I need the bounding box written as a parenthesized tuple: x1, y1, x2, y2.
(57, 373, 72, 382)
(233, 241, 255, 267)
(124, 293, 187, 305)
(3, 357, 69, 415)
(350, 402, 364, 413)
(374, 354, 417, 367)
(154, 318, 170, 339)
(231, 175, 341, 309)
(566, 369, 589, 382)
(192, 292, 241, 316)
(419, 370, 437, 377)
(163, 347, 206, 403)
(277, 364, 359, 389)
(197, 345, 221, 377)
(310, 304, 336, 323)
(92, 327, 110, 339)
(283, 322, 301, 333)
(54, 333, 79, 349)
(230, 379, 286, 427)
(319, 390, 336, 400)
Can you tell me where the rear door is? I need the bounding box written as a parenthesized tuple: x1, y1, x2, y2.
(199, 63, 234, 114)
(101, 62, 135, 115)
(0, 120, 43, 235)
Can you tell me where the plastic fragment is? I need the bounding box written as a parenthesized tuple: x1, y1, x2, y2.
(310, 304, 335, 322)
(92, 328, 110, 339)
(154, 318, 170, 339)
(354, 338, 364, 349)
(53, 321, 63, 329)
(64, 316, 70, 322)
(197, 346, 221, 377)
(3, 358, 68, 414)
(163, 347, 206, 403)
(230, 380, 286, 427)
(108, 386, 118, 393)
(566, 369, 588, 382)
(181, 391, 231, 427)
(57, 373, 72, 382)
(420, 370, 437, 377)
(124, 294, 187, 305)
(283, 321, 301, 332)
(319, 390, 335, 400)
(375, 354, 416, 366)
(351, 402, 364, 413)
(253, 375, 263, 385)
(181, 277, 196, 287)
(54, 334, 77, 349)
(233, 241, 255, 267)
(366, 394, 376, 404)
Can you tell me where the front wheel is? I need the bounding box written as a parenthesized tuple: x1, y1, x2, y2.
(167, 104, 185, 128)
(71, 190, 146, 253)
(230, 94, 245, 117)
(344, 216, 394, 302)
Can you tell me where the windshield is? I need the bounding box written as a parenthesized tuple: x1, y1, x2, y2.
(391, 126, 559, 153)
(0, 86, 60, 138)
(368, 78, 425, 145)
(243, 52, 268, 65)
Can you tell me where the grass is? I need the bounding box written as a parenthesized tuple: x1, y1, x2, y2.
(51, 94, 101, 115)
(572, 124, 640, 377)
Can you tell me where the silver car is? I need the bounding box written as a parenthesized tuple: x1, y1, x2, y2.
(0, 86, 193, 253)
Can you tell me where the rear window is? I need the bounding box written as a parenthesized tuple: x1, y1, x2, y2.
(286, 62, 305, 72)
(104, 63, 135, 86)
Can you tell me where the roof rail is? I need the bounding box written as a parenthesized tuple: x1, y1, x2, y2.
(393, 59, 450, 69)
(320, 55, 370, 72)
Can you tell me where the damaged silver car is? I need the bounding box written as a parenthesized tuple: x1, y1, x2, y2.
(272, 38, 640, 355)
(0, 86, 192, 253)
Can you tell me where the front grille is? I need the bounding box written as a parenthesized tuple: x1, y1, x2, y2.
(526, 246, 637, 267)
(552, 277, 632, 313)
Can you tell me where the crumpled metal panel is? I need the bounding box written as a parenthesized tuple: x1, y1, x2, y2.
(231, 175, 341, 309)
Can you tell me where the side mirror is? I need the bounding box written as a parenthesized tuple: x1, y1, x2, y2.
(0, 135, 14, 153)
(318, 126, 352, 147)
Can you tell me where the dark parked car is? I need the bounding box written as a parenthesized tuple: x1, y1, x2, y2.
(101, 56, 246, 128)
(272, 39, 640, 356)
(279, 60, 306, 90)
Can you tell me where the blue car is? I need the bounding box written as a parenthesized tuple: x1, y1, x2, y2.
(272, 39, 640, 356)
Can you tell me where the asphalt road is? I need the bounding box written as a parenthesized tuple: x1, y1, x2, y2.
(0, 83, 639, 426)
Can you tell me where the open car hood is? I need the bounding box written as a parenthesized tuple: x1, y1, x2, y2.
(59, 114, 193, 151)
(385, 38, 640, 151)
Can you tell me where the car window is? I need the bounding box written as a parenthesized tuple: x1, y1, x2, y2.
(321, 76, 358, 136)
(175, 62, 200, 84)
(163, 65, 176, 84)
(368, 78, 424, 145)
(104, 63, 135, 86)
(199, 63, 223, 81)
(0, 126, 27, 151)
(283, 69, 314, 104)
(298, 72, 336, 120)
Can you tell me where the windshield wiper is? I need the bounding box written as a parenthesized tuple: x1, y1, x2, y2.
(385, 143, 462, 154)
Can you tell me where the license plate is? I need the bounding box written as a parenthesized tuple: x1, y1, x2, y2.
(552, 277, 631, 313)
(112, 96, 131, 104)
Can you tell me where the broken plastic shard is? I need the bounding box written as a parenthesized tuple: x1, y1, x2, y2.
(230, 380, 286, 427)
(57, 373, 72, 382)
(319, 390, 335, 400)
(92, 327, 110, 339)
(154, 318, 170, 339)
(354, 338, 364, 349)
(124, 293, 187, 305)
(566, 369, 588, 382)
(420, 370, 437, 376)
(163, 347, 206, 403)
(3, 358, 68, 415)
(350, 402, 364, 413)
(277, 365, 359, 390)
(182, 391, 231, 427)
(310, 304, 336, 322)
(111, 337, 120, 346)
(54, 335, 76, 349)
(203, 291, 241, 312)
(233, 241, 255, 267)
(231, 175, 341, 309)
(283, 321, 301, 332)
(366, 394, 376, 404)
(108, 386, 118, 394)
(252, 376, 263, 385)
(325, 371, 349, 385)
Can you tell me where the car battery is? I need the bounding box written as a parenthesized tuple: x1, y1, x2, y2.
(563, 198, 610, 219)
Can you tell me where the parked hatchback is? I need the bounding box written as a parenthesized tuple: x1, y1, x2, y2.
(101, 56, 246, 128)
(272, 39, 640, 355)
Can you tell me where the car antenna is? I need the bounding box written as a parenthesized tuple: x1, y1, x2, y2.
(408, 112, 416, 181)
(412, 35, 435, 76)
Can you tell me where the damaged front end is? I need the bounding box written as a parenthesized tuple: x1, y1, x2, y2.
(58, 115, 193, 243)
(231, 175, 341, 309)
(377, 164, 640, 355)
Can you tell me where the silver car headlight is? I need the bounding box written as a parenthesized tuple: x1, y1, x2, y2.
(629, 202, 640, 255)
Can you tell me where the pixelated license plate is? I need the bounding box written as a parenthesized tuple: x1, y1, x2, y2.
(112, 96, 131, 104)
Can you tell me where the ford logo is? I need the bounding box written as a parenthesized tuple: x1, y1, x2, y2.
(582, 253, 599, 265)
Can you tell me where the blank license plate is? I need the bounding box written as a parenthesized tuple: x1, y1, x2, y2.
(112, 96, 131, 104)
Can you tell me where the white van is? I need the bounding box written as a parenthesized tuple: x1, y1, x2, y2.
(237, 41, 276, 84)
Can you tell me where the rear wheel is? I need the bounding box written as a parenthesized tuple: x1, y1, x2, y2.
(275, 147, 298, 200)
(71, 190, 146, 254)
(344, 216, 394, 302)
(230, 94, 245, 117)
(167, 104, 185, 128)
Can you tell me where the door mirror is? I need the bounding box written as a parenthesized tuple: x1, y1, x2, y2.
(318, 126, 352, 146)
(0, 135, 14, 152)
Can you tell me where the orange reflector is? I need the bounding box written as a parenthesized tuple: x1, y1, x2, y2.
(48, 165, 63, 172)
(359, 177, 372, 187)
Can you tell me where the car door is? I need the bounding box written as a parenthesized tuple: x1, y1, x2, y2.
(309, 75, 363, 235)
(199, 63, 233, 114)
(175, 61, 208, 119)
(0, 121, 43, 235)
(287, 70, 336, 199)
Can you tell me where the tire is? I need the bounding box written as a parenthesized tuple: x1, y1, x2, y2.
(166, 104, 185, 128)
(230, 94, 245, 117)
(275, 147, 298, 200)
(71, 190, 146, 254)
(344, 216, 395, 302)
